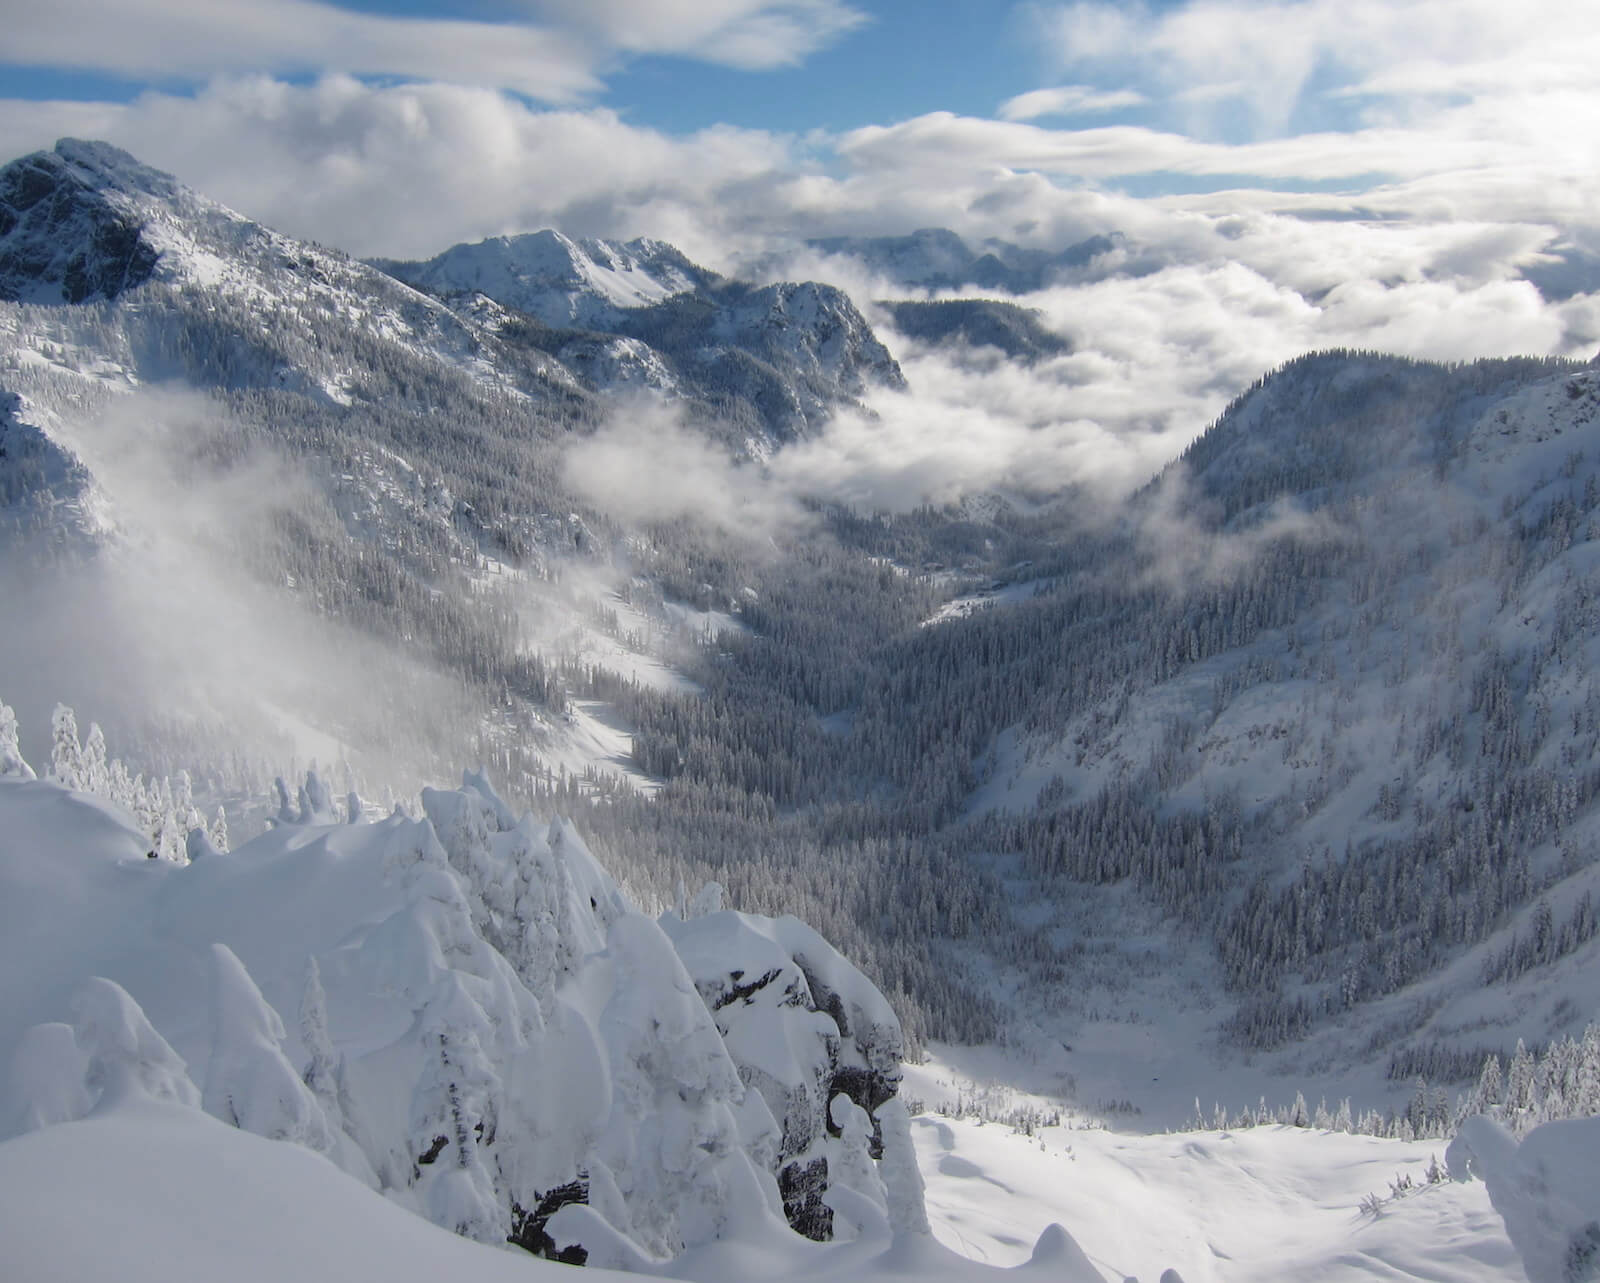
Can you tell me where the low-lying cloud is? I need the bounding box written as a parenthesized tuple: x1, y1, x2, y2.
(562, 398, 806, 541)
(0, 386, 479, 800)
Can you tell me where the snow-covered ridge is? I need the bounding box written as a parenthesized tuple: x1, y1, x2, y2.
(0, 138, 586, 409)
(0, 710, 929, 1265)
(375, 229, 906, 441)
(0, 137, 907, 459)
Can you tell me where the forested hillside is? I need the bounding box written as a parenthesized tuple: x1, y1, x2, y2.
(565, 351, 1600, 1083)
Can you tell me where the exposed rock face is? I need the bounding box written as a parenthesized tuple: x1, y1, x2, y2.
(510, 1177, 590, 1265)
(0, 141, 164, 304)
(777, 1155, 832, 1242)
(661, 908, 908, 1240)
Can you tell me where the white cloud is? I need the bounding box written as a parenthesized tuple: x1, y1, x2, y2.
(1036, 0, 1600, 139)
(524, 0, 867, 70)
(0, 0, 865, 100)
(1, 0, 600, 104)
(998, 85, 1146, 122)
(0, 77, 798, 262)
(755, 241, 1598, 518)
(563, 399, 806, 540)
(833, 108, 1594, 188)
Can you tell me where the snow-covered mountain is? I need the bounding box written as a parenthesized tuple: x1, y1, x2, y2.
(0, 139, 904, 815)
(377, 231, 906, 442)
(4, 134, 1600, 1282)
(10, 139, 1600, 1115)
(894, 351, 1600, 1105)
(371, 230, 718, 331)
(806, 227, 1120, 293)
(0, 139, 579, 406)
(879, 299, 1071, 363)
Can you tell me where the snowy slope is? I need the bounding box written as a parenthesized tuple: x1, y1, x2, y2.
(1, 1100, 624, 1283)
(913, 1113, 1519, 1282)
(0, 756, 1551, 1283)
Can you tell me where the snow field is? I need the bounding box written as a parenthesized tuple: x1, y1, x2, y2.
(913, 1113, 1521, 1282)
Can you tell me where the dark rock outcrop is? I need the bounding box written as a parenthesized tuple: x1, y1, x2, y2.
(0, 140, 164, 304)
(661, 909, 907, 1240)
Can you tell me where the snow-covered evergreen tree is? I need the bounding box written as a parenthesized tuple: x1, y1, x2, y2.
(70, 976, 200, 1111)
(0, 700, 33, 779)
(4, 1022, 90, 1137)
(49, 704, 82, 791)
(874, 1096, 929, 1235)
(202, 943, 336, 1153)
(823, 1093, 889, 1241)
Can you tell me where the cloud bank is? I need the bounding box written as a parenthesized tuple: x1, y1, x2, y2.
(2, 0, 1597, 532)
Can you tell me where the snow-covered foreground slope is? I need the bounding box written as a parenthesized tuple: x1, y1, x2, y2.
(2, 1100, 618, 1283)
(0, 723, 1566, 1283)
(0, 751, 928, 1265)
(2, 736, 1191, 1281)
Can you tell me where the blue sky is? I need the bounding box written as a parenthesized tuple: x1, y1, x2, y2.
(598, 1, 1048, 137)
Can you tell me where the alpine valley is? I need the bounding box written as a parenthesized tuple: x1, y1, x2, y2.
(3, 138, 1599, 1282)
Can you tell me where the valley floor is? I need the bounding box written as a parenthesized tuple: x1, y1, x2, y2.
(915, 1113, 1520, 1281)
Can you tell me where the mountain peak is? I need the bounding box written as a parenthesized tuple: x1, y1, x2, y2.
(49, 138, 181, 199)
(0, 139, 175, 304)
(372, 230, 718, 329)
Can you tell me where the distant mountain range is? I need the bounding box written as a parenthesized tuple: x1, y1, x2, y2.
(807, 226, 1119, 293)
(373, 229, 904, 445)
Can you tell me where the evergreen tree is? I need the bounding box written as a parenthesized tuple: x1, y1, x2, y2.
(49, 704, 82, 791)
(0, 700, 33, 779)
